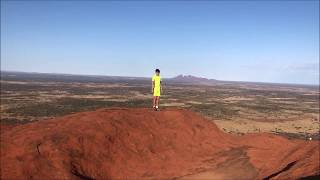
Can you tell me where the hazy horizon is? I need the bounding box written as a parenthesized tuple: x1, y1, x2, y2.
(2, 70, 319, 86)
(1, 1, 319, 85)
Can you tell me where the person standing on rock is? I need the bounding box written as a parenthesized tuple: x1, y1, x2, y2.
(152, 69, 162, 111)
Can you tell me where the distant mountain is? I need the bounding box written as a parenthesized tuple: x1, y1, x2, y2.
(168, 74, 218, 85)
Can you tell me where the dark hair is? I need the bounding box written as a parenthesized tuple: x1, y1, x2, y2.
(155, 69, 160, 73)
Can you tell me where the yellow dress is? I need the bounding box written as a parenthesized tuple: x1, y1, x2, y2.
(152, 74, 161, 96)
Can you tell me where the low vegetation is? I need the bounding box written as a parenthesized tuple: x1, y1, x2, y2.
(1, 72, 319, 139)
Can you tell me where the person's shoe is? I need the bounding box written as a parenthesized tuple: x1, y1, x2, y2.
(155, 106, 159, 111)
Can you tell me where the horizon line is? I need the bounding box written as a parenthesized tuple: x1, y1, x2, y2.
(1, 69, 319, 87)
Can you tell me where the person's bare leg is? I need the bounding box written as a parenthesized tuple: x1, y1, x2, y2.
(153, 96, 156, 108)
(156, 97, 160, 109)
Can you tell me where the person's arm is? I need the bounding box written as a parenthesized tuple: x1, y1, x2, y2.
(152, 81, 154, 93)
(160, 80, 163, 94)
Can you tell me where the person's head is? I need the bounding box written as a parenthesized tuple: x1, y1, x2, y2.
(155, 69, 160, 76)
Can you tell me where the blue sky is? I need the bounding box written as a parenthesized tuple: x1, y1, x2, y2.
(1, 1, 319, 85)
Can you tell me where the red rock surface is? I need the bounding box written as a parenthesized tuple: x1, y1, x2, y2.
(1, 108, 319, 179)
